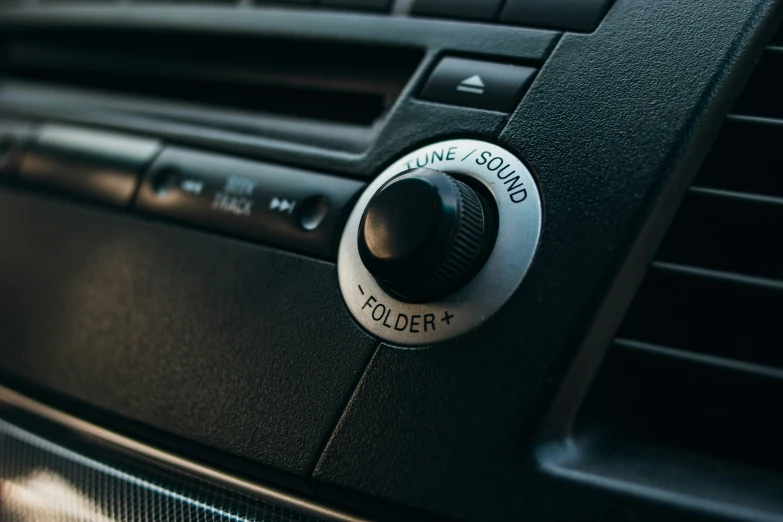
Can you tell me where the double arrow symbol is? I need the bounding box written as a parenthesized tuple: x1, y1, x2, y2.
(269, 197, 296, 214)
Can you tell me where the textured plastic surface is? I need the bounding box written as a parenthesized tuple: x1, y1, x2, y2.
(0, 189, 377, 484)
(314, 0, 783, 520)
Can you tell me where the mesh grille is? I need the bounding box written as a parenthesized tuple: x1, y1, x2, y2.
(0, 418, 326, 522)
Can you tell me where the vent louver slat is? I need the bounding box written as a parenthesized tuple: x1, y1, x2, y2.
(613, 52, 783, 371)
(576, 29, 783, 475)
(655, 186, 783, 281)
(0, 30, 417, 126)
(0, 29, 422, 151)
(617, 263, 783, 366)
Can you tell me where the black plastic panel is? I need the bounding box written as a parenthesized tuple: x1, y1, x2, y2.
(312, 0, 783, 520)
(322, 0, 391, 12)
(501, 0, 615, 32)
(0, 189, 377, 486)
(136, 147, 364, 259)
(0, 1, 781, 522)
(411, 0, 504, 22)
(548, 343, 783, 522)
(540, 436, 783, 522)
(19, 124, 161, 206)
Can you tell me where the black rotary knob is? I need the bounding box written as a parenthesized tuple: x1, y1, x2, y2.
(358, 168, 497, 303)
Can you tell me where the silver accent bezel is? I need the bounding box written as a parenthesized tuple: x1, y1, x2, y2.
(338, 139, 542, 346)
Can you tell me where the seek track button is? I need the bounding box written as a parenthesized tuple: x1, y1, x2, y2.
(420, 57, 536, 113)
(136, 147, 364, 259)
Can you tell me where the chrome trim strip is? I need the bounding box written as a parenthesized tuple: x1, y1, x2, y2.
(0, 384, 371, 522)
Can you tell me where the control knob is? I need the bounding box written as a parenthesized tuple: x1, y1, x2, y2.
(357, 168, 496, 303)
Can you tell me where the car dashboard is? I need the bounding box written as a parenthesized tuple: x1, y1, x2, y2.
(0, 1, 781, 521)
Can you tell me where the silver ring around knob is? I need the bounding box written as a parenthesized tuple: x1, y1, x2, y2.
(338, 139, 542, 346)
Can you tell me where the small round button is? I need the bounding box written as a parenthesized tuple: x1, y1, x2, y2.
(151, 167, 181, 197)
(358, 168, 496, 303)
(298, 196, 330, 231)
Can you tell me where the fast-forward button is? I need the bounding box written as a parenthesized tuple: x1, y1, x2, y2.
(269, 197, 296, 214)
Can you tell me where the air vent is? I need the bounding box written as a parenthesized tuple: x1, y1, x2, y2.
(576, 31, 783, 474)
(0, 1, 393, 13)
(0, 29, 422, 147)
